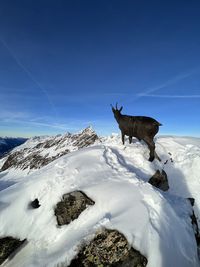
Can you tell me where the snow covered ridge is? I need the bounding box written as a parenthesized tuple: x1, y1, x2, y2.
(0, 127, 99, 172)
(0, 133, 200, 266)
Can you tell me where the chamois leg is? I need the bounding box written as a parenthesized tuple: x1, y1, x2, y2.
(155, 151, 161, 161)
(143, 137, 155, 162)
(121, 132, 125, 145)
(129, 136, 132, 144)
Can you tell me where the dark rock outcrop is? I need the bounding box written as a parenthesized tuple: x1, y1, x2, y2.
(0, 237, 26, 265)
(148, 170, 169, 191)
(69, 228, 147, 267)
(54, 191, 95, 226)
(187, 198, 200, 247)
(191, 212, 200, 246)
(187, 197, 195, 207)
(29, 198, 41, 209)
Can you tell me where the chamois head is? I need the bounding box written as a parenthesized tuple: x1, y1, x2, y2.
(111, 103, 123, 121)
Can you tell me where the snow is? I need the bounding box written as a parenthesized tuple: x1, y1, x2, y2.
(0, 134, 200, 267)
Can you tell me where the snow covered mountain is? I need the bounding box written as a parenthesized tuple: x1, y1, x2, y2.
(0, 129, 200, 267)
(0, 126, 98, 173)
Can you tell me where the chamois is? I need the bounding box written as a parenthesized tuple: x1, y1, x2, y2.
(111, 103, 162, 162)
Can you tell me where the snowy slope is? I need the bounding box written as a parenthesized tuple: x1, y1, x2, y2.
(0, 134, 200, 267)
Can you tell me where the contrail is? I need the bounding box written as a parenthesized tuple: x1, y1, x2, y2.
(3, 117, 67, 130)
(134, 68, 200, 101)
(110, 69, 200, 105)
(0, 37, 58, 119)
(137, 94, 200, 98)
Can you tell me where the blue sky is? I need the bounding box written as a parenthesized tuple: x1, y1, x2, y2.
(0, 0, 200, 137)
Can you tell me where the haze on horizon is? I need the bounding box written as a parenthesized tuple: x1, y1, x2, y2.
(0, 0, 200, 138)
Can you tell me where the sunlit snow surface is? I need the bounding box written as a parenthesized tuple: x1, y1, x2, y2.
(0, 134, 200, 267)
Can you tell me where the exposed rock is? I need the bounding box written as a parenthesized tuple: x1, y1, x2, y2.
(1, 152, 23, 171)
(191, 212, 200, 246)
(148, 170, 169, 191)
(0, 237, 26, 265)
(187, 198, 200, 247)
(54, 191, 95, 226)
(71, 128, 98, 149)
(69, 228, 147, 267)
(29, 198, 41, 209)
(1, 127, 99, 171)
(164, 159, 168, 165)
(187, 197, 195, 207)
(1, 151, 52, 171)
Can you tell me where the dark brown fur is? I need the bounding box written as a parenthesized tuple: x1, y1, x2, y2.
(111, 104, 162, 161)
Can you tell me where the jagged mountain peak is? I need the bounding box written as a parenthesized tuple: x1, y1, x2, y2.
(81, 125, 94, 133)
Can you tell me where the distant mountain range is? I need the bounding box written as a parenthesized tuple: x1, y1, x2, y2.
(0, 127, 98, 172)
(0, 137, 28, 157)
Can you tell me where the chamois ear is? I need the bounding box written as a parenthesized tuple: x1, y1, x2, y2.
(110, 104, 115, 112)
(119, 106, 123, 112)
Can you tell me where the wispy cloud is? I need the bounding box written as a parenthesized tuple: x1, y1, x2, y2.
(137, 94, 200, 98)
(135, 68, 200, 100)
(0, 91, 40, 100)
(0, 37, 58, 118)
(0, 111, 29, 120)
(0, 111, 93, 132)
(87, 69, 200, 102)
(1, 117, 69, 131)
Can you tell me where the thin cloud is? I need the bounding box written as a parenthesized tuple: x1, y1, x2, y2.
(135, 68, 200, 100)
(0, 91, 40, 99)
(1, 112, 93, 132)
(0, 111, 29, 120)
(137, 94, 200, 98)
(142, 69, 198, 94)
(0, 112, 66, 130)
(98, 69, 200, 103)
(2, 118, 67, 130)
(0, 37, 58, 118)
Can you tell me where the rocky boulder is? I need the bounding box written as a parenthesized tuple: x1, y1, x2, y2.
(148, 170, 169, 191)
(29, 198, 41, 209)
(187, 198, 200, 247)
(69, 228, 147, 267)
(0, 237, 26, 265)
(54, 191, 95, 226)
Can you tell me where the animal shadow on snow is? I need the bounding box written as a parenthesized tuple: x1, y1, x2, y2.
(158, 162, 200, 265)
(109, 146, 200, 264)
